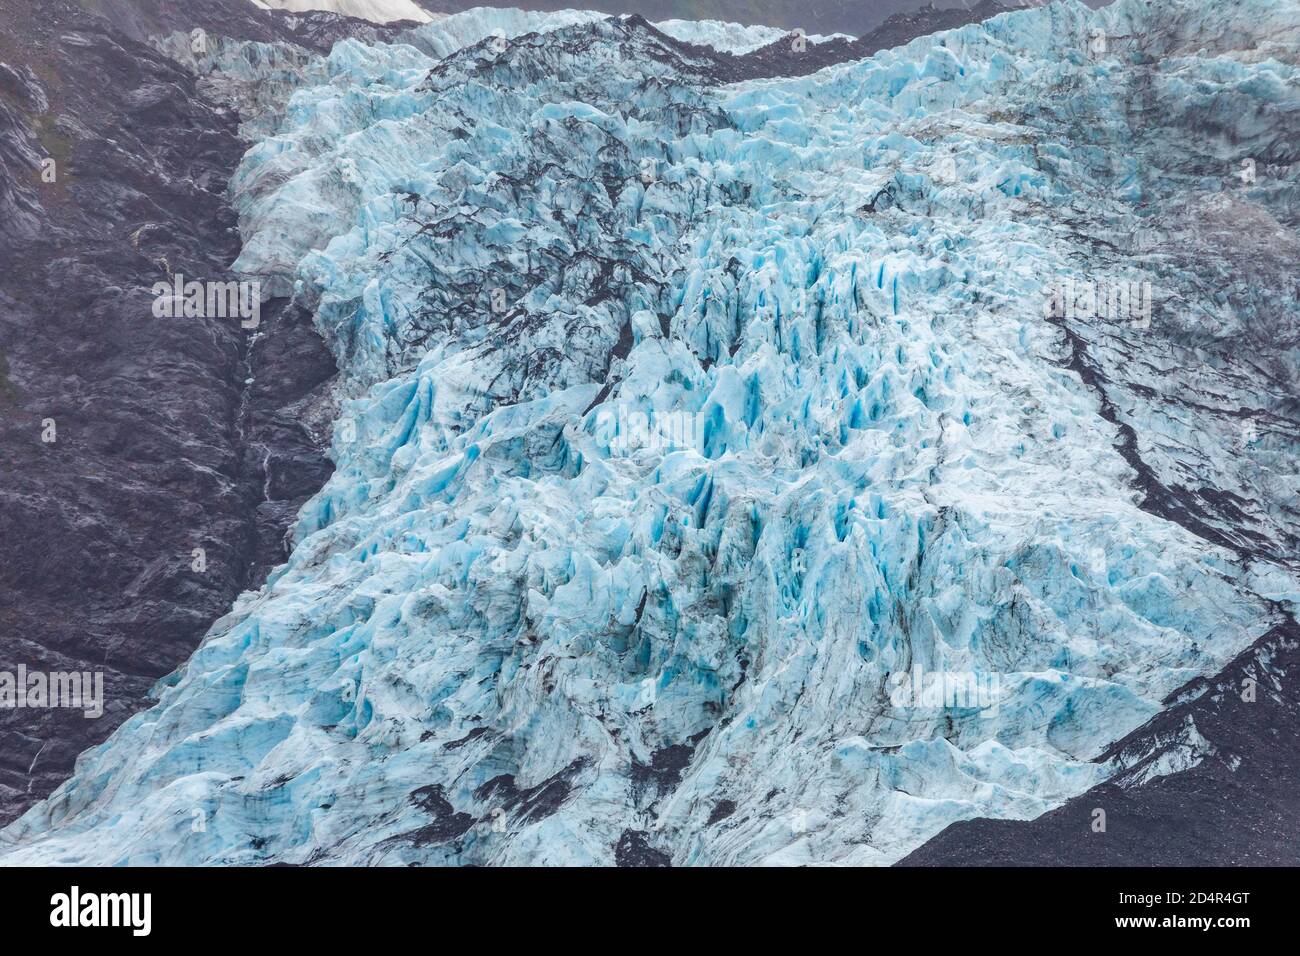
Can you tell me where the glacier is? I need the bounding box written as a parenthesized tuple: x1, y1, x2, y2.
(1, 0, 1297, 866)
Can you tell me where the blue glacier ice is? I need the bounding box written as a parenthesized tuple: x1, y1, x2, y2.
(2, 0, 1297, 865)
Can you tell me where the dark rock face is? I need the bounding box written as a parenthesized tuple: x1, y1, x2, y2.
(898, 616, 1300, 866)
(614, 829, 672, 867)
(534, 3, 1015, 95)
(418, 1, 1094, 38)
(854, 0, 1018, 57)
(0, 0, 336, 826)
(262, 9, 417, 49)
(419, 0, 905, 36)
(628, 2, 1018, 82)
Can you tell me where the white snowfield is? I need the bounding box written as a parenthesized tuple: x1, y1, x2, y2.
(651, 18, 852, 54)
(252, 0, 434, 25)
(2, 0, 1296, 866)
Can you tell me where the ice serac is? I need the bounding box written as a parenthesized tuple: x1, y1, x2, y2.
(1, 0, 1297, 866)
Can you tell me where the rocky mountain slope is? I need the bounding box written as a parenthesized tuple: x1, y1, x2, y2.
(0, 0, 384, 826)
(414, 1, 1106, 38)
